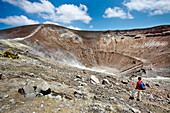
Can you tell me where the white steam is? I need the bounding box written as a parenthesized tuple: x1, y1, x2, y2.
(32, 47, 116, 75)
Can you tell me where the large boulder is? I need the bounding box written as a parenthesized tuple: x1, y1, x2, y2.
(18, 80, 51, 98)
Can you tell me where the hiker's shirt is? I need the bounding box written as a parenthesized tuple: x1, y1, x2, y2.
(136, 81, 141, 90)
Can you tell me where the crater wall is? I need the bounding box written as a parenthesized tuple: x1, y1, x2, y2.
(0, 24, 169, 76)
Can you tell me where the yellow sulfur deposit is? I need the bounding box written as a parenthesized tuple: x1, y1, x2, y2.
(0, 52, 3, 57)
(0, 49, 19, 59)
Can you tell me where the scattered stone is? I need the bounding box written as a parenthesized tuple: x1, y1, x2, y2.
(119, 98, 124, 101)
(115, 82, 120, 85)
(57, 108, 61, 111)
(149, 94, 154, 100)
(54, 95, 62, 100)
(76, 75, 82, 79)
(74, 90, 83, 95)
(9, 99, 16, 104)
(155, 84, 160, 87)
(65, 93, 74, 100)
(29, 73, 35, 77)
(121, 80, 129, 84)
(105, 105, 115, 112)
(102, 79, 110, 85)
(3, 94, 9, 99)
(41, 104, 44, 108)
(110, 97, 116, 101)
(90, 75, 100, 84)
(145, 83, 150, 88)
(47, 94, 53, 99)
(80, 82, 87, 86)
(167, 94, 170, 98)
(129, 107, 141, 113)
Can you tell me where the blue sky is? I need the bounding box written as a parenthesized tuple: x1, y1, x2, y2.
(0, 0, 170, 30)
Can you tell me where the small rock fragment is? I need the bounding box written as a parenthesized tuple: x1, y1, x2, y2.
(41, 104, 44, 108)
(105, 105, 115, 112)
(129, 107, 141, 113)
(9, 99, 16, 104)
(65, 93, 74, 100)
(76, 75, 82, 79)
(3, 94, 9, 99)
(102, 79, 110, 85)
(47, 94, 53, 99)
(57, 108, 61, 111)
(149, 94, 154, 100)
(54, 95, 62, 100)
(121, 80, 129, 84)
(145, 83, 150, 88)
(110, 97, 116, 101)
(29, 73, 35, 77)
(90, 75, 100, 84)
(155, 84, 160, 86)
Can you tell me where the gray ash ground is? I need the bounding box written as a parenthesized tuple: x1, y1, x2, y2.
(0, 51, 170, 113)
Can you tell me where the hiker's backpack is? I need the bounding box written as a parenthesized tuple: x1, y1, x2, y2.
(140, 81, 146, 90)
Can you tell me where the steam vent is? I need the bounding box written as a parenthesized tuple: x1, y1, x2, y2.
(0, 24, 169, 76)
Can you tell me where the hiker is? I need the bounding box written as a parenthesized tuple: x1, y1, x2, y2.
(129, 77, 145, 101)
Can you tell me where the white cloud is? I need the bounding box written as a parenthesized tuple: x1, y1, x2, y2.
(43, 21, 60, 25)
(3, 0, 92, 24)
(89, 25, 93, 29)
(103, 7, 133, 19)
(2, 0, 55, 13)
(41, 4, 92, 24)
(67, 26, 81, 30)
(124, 0, 170, 15)
(0, 15, 39, 25)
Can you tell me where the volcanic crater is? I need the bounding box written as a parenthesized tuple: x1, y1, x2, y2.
(0, 24, 169, 76)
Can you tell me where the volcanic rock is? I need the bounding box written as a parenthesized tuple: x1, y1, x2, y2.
(102, 79, 110, 85)
(90, 75, 100, 84)
(3, 94, 9, 99)
(18, 80, 51, 98)
(121, 80, 129, 84)
(9, 99, 16, 105)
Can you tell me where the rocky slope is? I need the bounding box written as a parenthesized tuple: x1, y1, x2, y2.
(0, 24, 169, 76)
(0, 24, 170, 113)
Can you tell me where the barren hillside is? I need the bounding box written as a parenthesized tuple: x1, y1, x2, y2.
(0, 24, 169, 113)
(0, 24, 169, 76)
